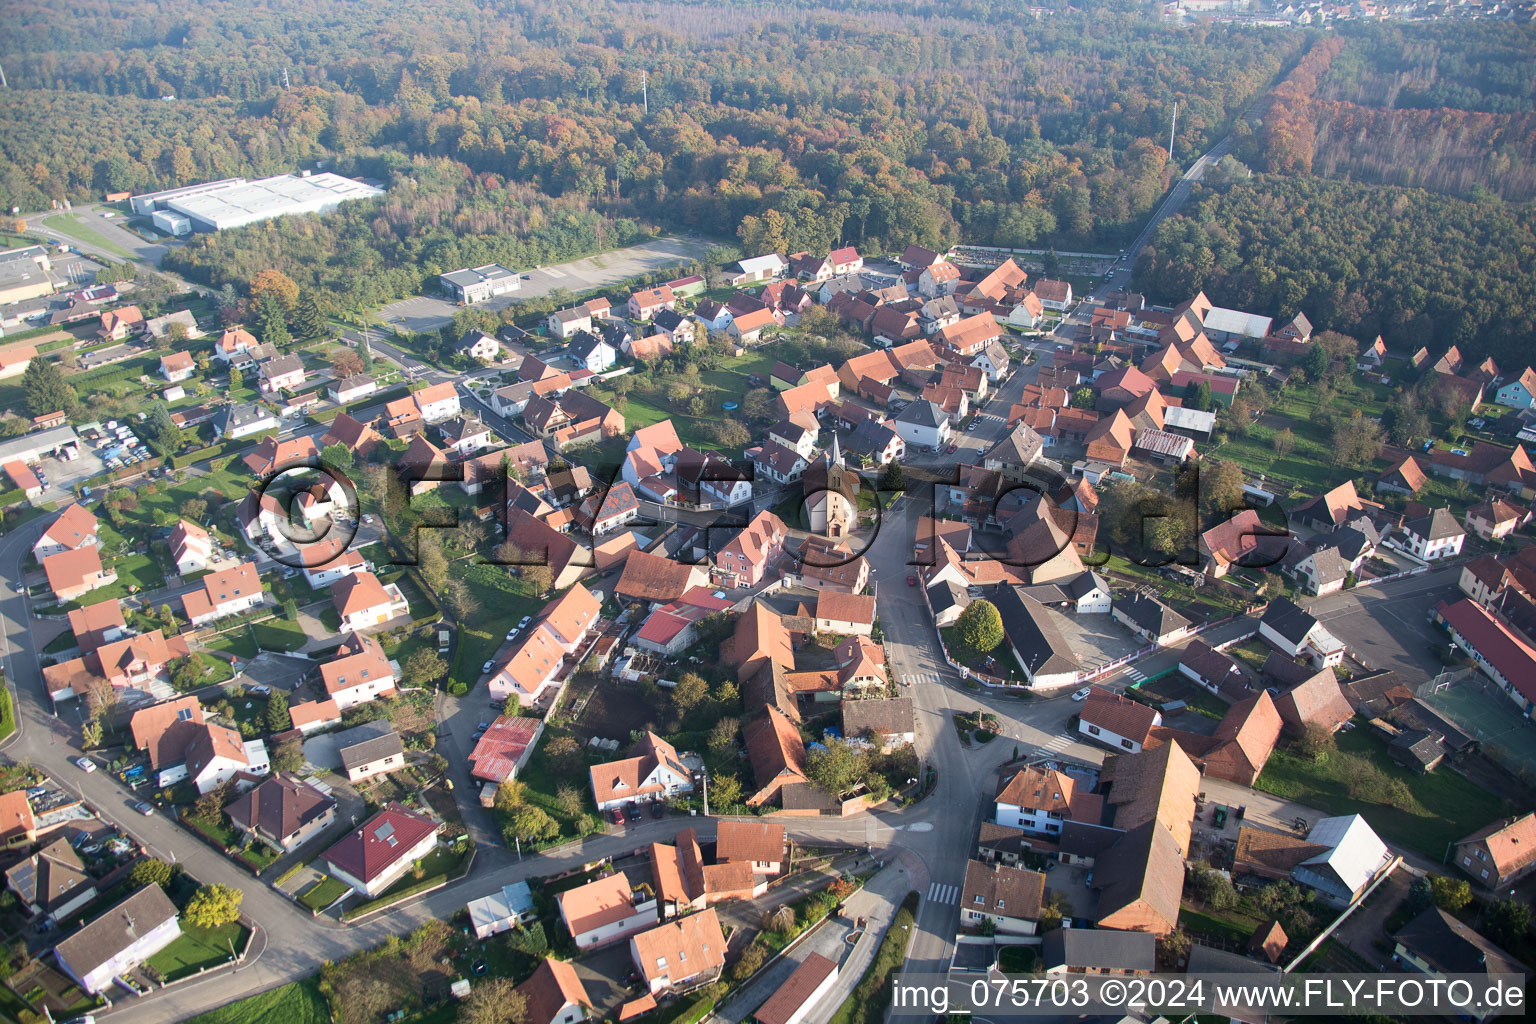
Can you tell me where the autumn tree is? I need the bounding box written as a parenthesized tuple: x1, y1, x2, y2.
(459, 978, 528, 1024)
(249, 269, 300, 312)
(403, 649, 449, 687)
(805, 738, 870, 797)
(1331, 411, 1383, 469)
(955, 599, 1004, 655)
(332, 350, 365, 378)
(672, 672, 709, 713)
(1272, 427, 1295, 456)
(184, 883, 244, 929)
(506, 805, 559, 844)
(129, 858, 175, 889)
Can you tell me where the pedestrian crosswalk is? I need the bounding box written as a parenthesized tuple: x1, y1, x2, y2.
(926, 882, 960, 905)
(1040, 734, 1075, 752)
(901, 672, 943, 687)
(1123, 666, 1148, 683)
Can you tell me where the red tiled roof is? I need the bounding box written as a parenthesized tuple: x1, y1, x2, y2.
(320, 802, 439, 884)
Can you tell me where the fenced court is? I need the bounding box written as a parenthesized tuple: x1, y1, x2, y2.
(1420, 675, 1536, 778)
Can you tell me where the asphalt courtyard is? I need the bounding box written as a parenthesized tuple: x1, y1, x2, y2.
(1308, 569, 1461, 679)
(375, 236, 715, 334)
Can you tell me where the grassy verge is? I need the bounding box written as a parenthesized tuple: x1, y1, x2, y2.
(826, 891, 919, 1024)
(46, 212, 136, 258)
(145, 922, 249, 982)
(299, 876, 352, 911)
(183, 979, 330, 1024)
(1255, 727, 1515, 860)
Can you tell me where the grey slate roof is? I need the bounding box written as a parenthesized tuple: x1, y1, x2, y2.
(55, 883, 178, 979)
(335, 719, 404, 771)
(1114, 590, 1191, 637)
(991, 586, 1081, 679)
(1260, 597, 1317, 646)
(1041, 928, 1155, 972)
(895, 400, 945, 429)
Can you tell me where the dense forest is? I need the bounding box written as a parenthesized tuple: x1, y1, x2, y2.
(1135, 175, 1536, 365)
(0, 0, 1297, 258)
(1241, 23, 1536, 199)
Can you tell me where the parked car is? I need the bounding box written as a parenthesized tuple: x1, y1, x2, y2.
(249, 685, 271, 696)
(505, 628, 519, 641)
(966, 421, 979, 431)
(1071, 687, 1092, 701)
(75, 757, 95, 773)
(134, 802, 155, 816)
(517, 615, 532, 628)
(611, 807, 626, 826)
(906, 575, 918, 586)
(481, 660, 494, 674)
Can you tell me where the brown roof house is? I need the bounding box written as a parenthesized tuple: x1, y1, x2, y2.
(961, 858, 1046, 934)
(517, 958, 593, 1024)
(55, 884, 180, 994)
(557, 871, 659, 951)
(1273, 668, 1355, 735)
(588, 732, 694, 813)
(5, 838, 96, 920)
(629, 908, 727, 996)
(743, 706, 809, 808)
(224, 775, 337, 852)
(1453, 813, 1536, 890)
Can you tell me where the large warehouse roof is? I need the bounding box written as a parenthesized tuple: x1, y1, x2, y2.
(164, 173, 384, 231)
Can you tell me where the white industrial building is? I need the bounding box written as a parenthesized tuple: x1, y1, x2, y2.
(151, 210, 191, 236)
(131, 173, 383, 232)
(441, 264, 520, 304)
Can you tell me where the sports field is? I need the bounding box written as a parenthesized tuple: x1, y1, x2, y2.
(1422, 677, 1536, 777)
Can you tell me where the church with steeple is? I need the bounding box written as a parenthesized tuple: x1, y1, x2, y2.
(803, 431, 858, 537)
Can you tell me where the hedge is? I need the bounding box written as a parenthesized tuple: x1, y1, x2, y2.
(0, 682, 16, 742)
(339, 872, 451, 921)
(0, 489, 28, 509)
(308, 385, 410, 425)
(170, 430, 277, 470)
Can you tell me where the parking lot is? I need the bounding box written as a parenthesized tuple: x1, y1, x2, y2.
(375, 236, 716, 335)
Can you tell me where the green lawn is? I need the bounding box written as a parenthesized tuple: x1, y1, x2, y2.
(251, 618, 308, 652)
(585, 350, 777, 453)
(184, 979, 330, 1024)
(200, 629, 257, 660)
(450, 562, 547, 688)
(86, 552, 161, 602)
(46, 212, 136, 258)
(1255, 727, 1516, 859)
(299, 876, 352, 911)
(1178, 905, 1265, 946)
(997, 945, 1037, 974)
(145, 922, 248, 982)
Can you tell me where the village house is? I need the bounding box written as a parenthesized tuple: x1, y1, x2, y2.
(330, 571, 410, 631)
(961, 859, 1046, 935)
(487, 585, 601, 706)
(559, 871, 659, 951)
(1078, 687, 1162, 752)
(43, 547, 117, 602)
(588, 732, 694, 813)
(1453, 813, 1536, 890)
(224, 775, 337, 853)
(159, 350, 195, 382)
(55, 885, 181, 995)
(319, 803, 442, 897)
(413, 381, 462, 423)
(335, 720, 407, 783)
(321, 631, 398, 709)
(33, 503, 100, 561)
